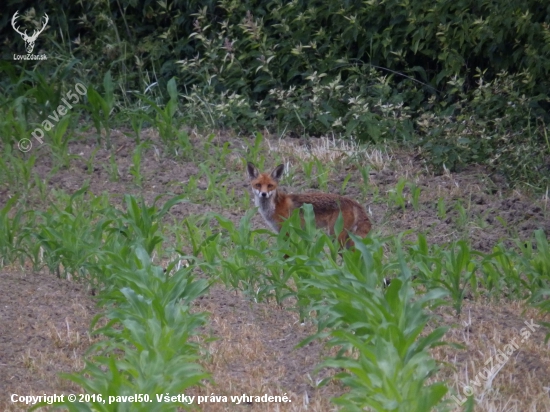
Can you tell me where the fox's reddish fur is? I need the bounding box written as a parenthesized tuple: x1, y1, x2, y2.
(247, 162, 371, 247)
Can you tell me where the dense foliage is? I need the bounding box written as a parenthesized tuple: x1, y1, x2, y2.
(1, 0, 549, 186)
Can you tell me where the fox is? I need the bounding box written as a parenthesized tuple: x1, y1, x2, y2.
(247, 162, 372, 248)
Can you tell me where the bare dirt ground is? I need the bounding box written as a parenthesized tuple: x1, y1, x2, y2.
(1, 129, 550, 411)
(0, 266, 96, 411)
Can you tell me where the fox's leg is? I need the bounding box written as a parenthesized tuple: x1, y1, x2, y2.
(338, 231, 355, 249)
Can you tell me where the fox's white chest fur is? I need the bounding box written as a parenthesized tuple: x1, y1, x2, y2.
(254, 190, 280, 233)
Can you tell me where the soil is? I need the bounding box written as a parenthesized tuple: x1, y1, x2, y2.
(0, 266, 96, 411)
(1, 129, 550, 411)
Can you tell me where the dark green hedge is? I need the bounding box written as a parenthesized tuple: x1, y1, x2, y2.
(1, 0, 549, 185)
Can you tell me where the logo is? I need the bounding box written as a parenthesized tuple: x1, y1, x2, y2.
(12, 10, 49, 60)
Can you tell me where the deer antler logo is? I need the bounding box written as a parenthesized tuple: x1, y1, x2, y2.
(12, 11, 49, 54)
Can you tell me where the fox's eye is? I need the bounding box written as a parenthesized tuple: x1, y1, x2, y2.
(255, 184, 261, 189)
(267, 184, 274, 189)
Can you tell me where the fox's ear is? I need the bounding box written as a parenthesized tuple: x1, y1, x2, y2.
(271, 164, 285, 181)
(247, 162, 258, 180)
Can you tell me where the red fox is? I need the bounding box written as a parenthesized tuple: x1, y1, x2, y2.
(247, 162, 372, 248)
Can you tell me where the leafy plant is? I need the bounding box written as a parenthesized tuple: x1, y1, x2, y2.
(86, 71, 116, 147)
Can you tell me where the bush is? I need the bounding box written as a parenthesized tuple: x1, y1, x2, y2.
(1, 0, 549, 186)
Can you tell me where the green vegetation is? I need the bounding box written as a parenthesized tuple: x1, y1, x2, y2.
(1, 175, 549, 410)
(1, 1, 550, 410)
(1, 0, 549, 187)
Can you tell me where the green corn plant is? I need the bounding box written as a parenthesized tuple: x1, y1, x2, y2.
(175, 215, 218, 259)
(25, 71, 64, 118)
(213, 210, 271, 295)
(129, 143, 146, 187)
(524, 231, 550, 342)
(86, 71, 116, 147)
(135, 78, 179, 145)
(314, 158, 329, 191)
(110, 194, 188, 256)
(360, 166, 371, 198)
(274, 206, 345, 317)
(198, 163, 231, 205)
(32, 185, 107, 280)
(175, 129, 192, 159)
(518, 230, 550, 298)
(389, 178, 407, 212)
(409, 236, 480, 314)
(408, 182, 421, 212)
(0, 150, 36, 196)
(46, 115, 73, 168)
(240, 190, 251, 211)
(407, 233, 438, 283)
(184, 175, 199, 200)
(303, 160, 315, 185)
(107, 152, 120, 182)
(340, 173, 352, 196)
(1, 105, 31, 147)
(33, 174, 49, 203)
(454, 200, 469, 231)
(299, 241, 449, 412)
(215, 141, 232, 167)
(439, 241, 478, 315)
(85, 147, 100, 175)
(0, 196, 32, 266)
(480, 246, 524, 299)
(128, 109, 146, 144)
(47, 247, 209, 412)
(246, 132, 264, 162)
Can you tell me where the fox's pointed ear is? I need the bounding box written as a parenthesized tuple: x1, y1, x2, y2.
(271, 164, 285, 181)
(247, 162, 258, 180)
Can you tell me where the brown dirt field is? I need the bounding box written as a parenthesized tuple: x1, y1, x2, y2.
(1, 130, 550, 411)
(0, 266, 97, 411)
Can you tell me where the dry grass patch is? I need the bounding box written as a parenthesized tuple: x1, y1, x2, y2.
(190, 284, 341, 411)
(0, 266, 98, 411)
(432, 301, 550, 411)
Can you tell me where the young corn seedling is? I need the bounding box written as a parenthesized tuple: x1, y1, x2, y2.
(300, 239, 449, 412)
(46, 115, 73, 168)
(246, 132, 264, 162)
(128, 109, 146, 144)
(0, 150, 36, 196)
(358, 165, 371, 197)
(519, 229, 550, 294)
(0, 196, 30, 266)
(303, 160, 315, 186)
(32, 187, 105, 280)
(106, 152, 120, 182)
(340, 173, 352, 196)
(480, 246, 523, 300)
(213, 210, 273, 297)
(86, 71, 116, 148)
(389, 178, 407, 212)
(129, 143, 145, 187)
(175, 130, 192, 159)
(111, 194, 188, 256)
(53, 247, 209, 412)
(440, 241, 479, 315)
(408, 181, 421, 212)
(84, 147, 100, 175)
(135, 77, 179, 145)
(314, 158, 329, 191)
(198, 163, 231, 206)
(454, 200, 469, 231)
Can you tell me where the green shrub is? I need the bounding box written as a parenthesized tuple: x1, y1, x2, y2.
(1, 0, 549, 185)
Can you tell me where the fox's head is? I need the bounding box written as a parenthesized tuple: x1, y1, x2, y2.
(247, 162, 284, 199)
